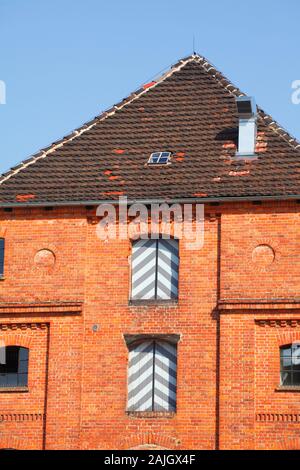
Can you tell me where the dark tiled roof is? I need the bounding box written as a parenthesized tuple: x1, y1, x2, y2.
(1, 54, 300, 206)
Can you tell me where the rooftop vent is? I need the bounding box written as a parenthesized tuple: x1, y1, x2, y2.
(235, 96, 257, 158)
(148, 152, 171, 165)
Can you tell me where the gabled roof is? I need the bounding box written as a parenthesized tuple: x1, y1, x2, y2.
(1, 54, 300, 206)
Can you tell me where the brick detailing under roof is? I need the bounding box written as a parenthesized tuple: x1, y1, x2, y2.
(0, 54, 300, 205)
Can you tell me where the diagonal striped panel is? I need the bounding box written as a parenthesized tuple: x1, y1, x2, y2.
(157, 239, 179, 300)
(127, 340, 177, 412)
(154, 341, 177, 411)
(131, 240, 156, 300)
(127, 340, 154, 411)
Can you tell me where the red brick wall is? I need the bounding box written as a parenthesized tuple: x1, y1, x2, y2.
(0, 323, 48, 450)
(0, 202, 299, 449)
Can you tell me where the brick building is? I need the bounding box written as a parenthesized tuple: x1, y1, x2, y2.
(0, 54, 300, 450)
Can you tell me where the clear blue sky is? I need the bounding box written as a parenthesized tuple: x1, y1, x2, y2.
(1, 0, 300, 174)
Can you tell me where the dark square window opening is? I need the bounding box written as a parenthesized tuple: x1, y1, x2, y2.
(280, 344, 300, 386)
(0, 346, 29, 388)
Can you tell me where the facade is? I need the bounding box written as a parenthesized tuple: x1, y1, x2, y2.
(0, 55, 300, 450)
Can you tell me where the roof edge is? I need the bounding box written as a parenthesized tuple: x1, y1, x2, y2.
(193, 56, 300, 152)
(0, 55, 198, 186)
(1, 53, 299, 189)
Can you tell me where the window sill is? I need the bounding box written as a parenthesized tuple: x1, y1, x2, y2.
(129, 299, 178, 307)
(0, 387, 28, 393)
(275, 386, 300, 392)
(126, 411, 175, 419)
(0, 276, 5, 281)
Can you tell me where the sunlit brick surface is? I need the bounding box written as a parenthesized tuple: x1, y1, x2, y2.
(0, 201, 299, 449)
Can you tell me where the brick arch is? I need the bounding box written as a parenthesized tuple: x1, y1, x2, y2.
(0, 436, 21, 450)
(276, 331, 300, 346)
(129, 232, 180, 242)
(0, 333, 32, 349)
(121, 433, 180, 450)
(0, 227, 7, 238)
(130, 444, 168, 450)
(127, 235, 180, 260)
(279, 437, 300, 450)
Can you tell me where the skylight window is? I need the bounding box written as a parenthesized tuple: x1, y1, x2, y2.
(148, 152, 171, 165)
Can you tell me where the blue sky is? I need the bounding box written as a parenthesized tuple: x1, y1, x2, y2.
(0, 0, 300, 174)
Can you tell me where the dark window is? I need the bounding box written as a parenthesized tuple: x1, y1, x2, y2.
(127, 340, 177, 412)
(0, 346, 29, 388)
(131, 239, 179, 300)
(280, 344, 300, 386)
(0, 238, 4, 277)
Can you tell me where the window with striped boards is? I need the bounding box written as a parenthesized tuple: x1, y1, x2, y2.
(131, 239, 179, 300)
(127, 340, 177, 412)
(0, 239, 4, 277)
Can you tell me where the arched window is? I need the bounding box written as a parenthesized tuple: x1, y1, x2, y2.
(0, 346, 29, 388)
(0, 238, 4, 277)
(131, 239, 179, 301)
(280, 344, 300, 386)
(127, 339, 177, 412)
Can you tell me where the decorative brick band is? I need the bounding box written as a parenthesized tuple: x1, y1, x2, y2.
(256, 320, 300, 327)
(256, 413, 300, 423)
(0, 301, 82, 316)
(219, 300, 300, 311)
(0, 413, 45, 422)
(0, 323, 48, 331)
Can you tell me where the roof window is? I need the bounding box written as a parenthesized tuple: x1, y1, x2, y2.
(148, 152, 171, 165)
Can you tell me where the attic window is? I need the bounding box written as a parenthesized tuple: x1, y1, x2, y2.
(148, 152, 171, 165)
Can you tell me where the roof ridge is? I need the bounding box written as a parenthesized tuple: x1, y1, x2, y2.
(194, 55, 300, 151)
(1, 53, 299, 186)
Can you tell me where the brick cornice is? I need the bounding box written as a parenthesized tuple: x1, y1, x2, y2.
(218, 299, 300, 312)
(256, 413, 300, 423)
(0, 301, 83, 315)
(0, 413, 45, 422)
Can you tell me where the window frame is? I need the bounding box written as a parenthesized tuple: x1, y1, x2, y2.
(0, 346, 29, 389)
(280, 343, 300, 387)
(147, 152, 171, 165)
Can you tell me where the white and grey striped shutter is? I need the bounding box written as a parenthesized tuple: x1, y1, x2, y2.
(127, 340, 154, 411)
(156, 239, 179, 300)
(127, 340, 177, 412)
(153, 341, 177, 412)
(131, 240, 157, 300)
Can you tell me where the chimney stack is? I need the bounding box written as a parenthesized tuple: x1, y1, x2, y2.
(235, 96, 257, 158)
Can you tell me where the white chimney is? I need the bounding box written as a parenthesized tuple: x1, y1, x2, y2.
(235, 96, 257, 158)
